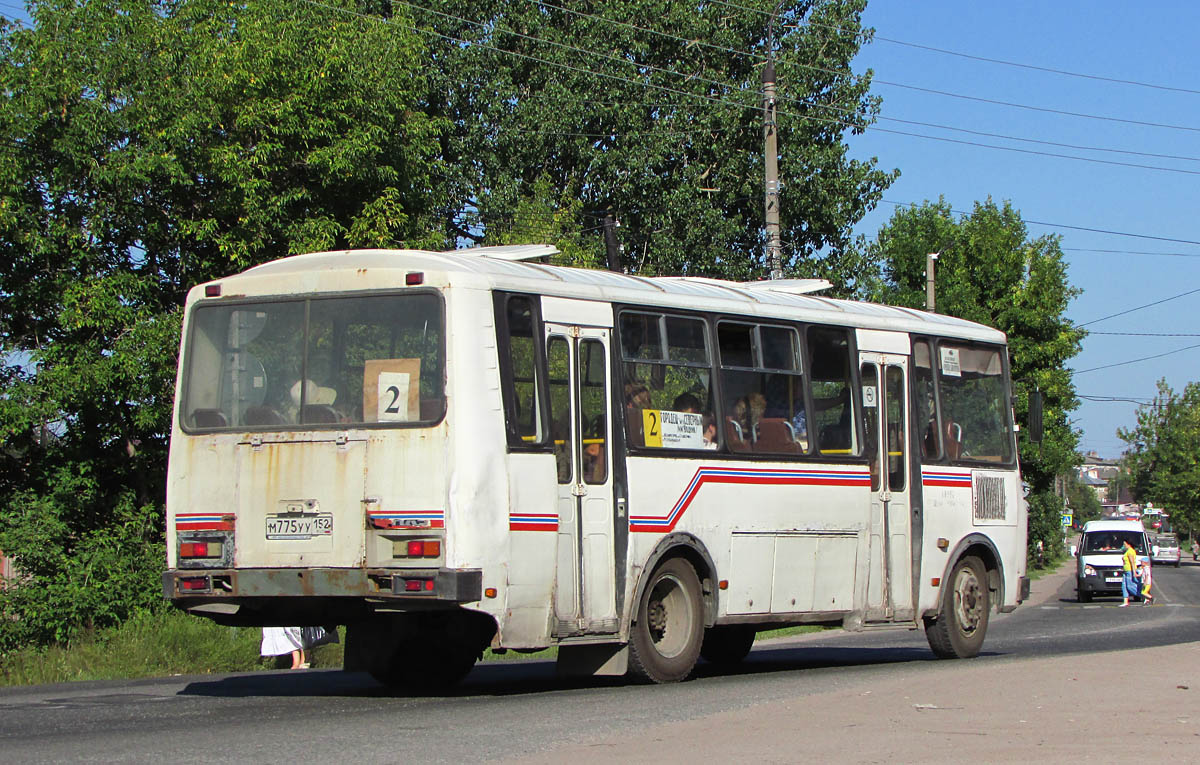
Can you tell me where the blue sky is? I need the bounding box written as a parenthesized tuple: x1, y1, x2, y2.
(846, 2, 1200, 458)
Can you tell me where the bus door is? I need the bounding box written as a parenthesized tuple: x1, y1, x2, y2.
(860, 353, 914, 622)
(545, 322, 618, 636)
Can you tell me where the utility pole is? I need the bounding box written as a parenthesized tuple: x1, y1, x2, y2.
(602, 213, 622, 273)
(763, 60, 782, 280)
(925, 252, 939, 312)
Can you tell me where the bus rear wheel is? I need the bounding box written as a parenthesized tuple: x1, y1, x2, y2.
(925, 555, 990, 659)
(628, 557, 704, 683)
(700, 625, 756, 666)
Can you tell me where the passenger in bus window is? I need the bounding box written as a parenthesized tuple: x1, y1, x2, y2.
(673, 392, 717, 449)
(625, 382, 651, 408)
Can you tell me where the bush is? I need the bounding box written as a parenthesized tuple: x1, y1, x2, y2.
(0, 477, 164, 651)
(0, 610, 345, 686)
(1027, 490, 1066, 566)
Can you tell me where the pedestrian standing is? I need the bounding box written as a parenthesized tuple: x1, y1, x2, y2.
(1191, 539, 1198, 561)
(261, 627, 309, 669)
(1120, 539, 1139, 607)
(1138, 558, 1155, 605)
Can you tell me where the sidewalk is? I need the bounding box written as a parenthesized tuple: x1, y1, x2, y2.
(517, 561, 1200, 763)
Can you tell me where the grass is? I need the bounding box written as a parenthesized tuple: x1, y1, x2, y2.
(0, 610, 345, 687)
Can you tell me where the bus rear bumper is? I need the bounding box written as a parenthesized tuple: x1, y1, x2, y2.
(163, 567, 482, 606)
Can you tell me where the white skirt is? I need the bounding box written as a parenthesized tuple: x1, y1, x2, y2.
(260, 626, 304, 656)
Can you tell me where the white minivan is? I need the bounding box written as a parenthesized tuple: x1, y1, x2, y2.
(1075, 519, 1151, 603)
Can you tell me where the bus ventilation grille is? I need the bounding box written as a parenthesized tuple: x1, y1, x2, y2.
(972, 475, 1007, 523)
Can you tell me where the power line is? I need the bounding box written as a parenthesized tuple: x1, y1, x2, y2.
(1074, 343, 1200, 375)
(395, 1, 1200, 177)
(1077, 286, 1200, 328)
(869, 36, 1200, 96)
(873, 80, 1200, 134)
(1064, 248, 1200, 258)
(705, 0, 1200, 97)
(1089, 332, 1200, 338)
(882, 200, 1200, 246)
(528, 1, 1200, 162)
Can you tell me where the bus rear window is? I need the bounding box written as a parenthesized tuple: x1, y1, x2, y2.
(181, 293, 444, 430)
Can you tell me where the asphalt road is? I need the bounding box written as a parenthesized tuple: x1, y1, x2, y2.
(2, 561, 1198, 763)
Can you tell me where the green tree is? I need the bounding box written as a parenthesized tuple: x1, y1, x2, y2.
(1118, 380, 1200, 534)
(1065, 473, 1103, 527)
(414, 0, 896, 285)
(868, 198, 1086, 557)
(0, 0, 444, 649)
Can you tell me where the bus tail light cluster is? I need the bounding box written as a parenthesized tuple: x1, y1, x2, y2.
(180, 541, 223, 558)
(401, 578, 436, 593)
(393, 539, 441, 559)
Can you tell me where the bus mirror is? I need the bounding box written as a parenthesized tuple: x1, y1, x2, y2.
(1028, 390, 1044, 443)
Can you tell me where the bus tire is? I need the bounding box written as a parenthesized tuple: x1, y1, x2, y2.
(628, 557, 704, 683)
(924, 555, 989, 659)
(699, 625, 756, 666)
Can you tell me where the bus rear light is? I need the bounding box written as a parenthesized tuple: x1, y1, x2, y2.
(405, 272, 424, 286)
(204, 284, 221, 297)
(180, 541, 222, 558)
(402, 578, 435, 593)
(394, 539, 441, 558)
(180, 576, 210, 591)
(931, 577, 941, 587)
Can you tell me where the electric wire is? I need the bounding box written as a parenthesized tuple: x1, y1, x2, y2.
(705, 0, 1200, 96)
(1077, 286, 1200, 327)
(525, 1, 1200, 162)
(1073, 343, 1200, 375)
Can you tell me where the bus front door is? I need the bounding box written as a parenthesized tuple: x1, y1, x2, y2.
(545, 324, 618, 636)
(860, 354, 915, 622)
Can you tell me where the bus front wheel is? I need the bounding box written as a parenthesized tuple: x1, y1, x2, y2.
(924, 555, 990, 659)
(628, 557, 704, 683)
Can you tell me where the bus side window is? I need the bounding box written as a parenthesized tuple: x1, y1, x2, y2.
(913, 339, 940, 460)
(808, 327, 856, 456)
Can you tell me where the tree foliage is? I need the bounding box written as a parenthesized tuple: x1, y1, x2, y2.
(0, 0, 444, 649)
(0, 0, 899, 649)
(867, 198, 1086, 554)
(416, 0, 896, 284)
(1118, 380, 1200, 534)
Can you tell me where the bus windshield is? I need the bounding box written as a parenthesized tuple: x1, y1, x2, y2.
(181, 293, 444, 430)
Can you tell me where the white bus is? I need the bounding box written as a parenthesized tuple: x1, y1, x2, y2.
(165, 245, 1031, 686)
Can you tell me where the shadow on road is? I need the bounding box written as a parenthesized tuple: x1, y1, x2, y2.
(178, 642, 997, 701)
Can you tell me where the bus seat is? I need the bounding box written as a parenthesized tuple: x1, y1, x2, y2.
(726, 417, 751, 453)
(192, 408, 227, 428)
(753, 418, 801, 454)
(244, 406, 286, 426)
(301, 404, 343, 424)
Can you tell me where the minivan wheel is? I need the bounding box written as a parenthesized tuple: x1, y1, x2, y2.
(1078, 589, 1092, 603)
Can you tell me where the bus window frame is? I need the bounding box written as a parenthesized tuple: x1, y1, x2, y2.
(926, 336, 1018, 469)
(178, 288, 448, 435)
(614, 303, 867, 464)
(494, 291, 554, 453)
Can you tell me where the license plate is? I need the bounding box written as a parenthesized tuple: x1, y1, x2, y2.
(1105, 576, 1122, 583)
(266, 513, 333, 540)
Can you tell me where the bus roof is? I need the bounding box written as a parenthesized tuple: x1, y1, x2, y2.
(207, 247, 1007, 344)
